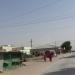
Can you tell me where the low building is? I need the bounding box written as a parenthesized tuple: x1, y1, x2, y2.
(20, 47, 32, 55)
(31, 45, 60, 56)
(12, 47, 32, 55)
(0, 45, 13, 52)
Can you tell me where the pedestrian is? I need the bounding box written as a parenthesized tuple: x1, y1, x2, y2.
(44, 50, 52, 62)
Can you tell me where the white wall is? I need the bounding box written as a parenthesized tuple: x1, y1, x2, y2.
(20, 47, 31, 55)
(2, 45, 12, 52)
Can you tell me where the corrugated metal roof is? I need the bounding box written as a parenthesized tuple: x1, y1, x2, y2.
(32, 44, 59, 49)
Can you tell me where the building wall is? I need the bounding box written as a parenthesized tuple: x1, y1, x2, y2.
(20, 47, 31, 55)
(2, 45, 12, 52)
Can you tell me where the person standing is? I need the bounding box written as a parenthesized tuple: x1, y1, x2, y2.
(44, 50, 52, 62)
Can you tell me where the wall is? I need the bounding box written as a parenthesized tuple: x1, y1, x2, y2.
(2, 45, 12, 52)
(20, 47, 31, 55)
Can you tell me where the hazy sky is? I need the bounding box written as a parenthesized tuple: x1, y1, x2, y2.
(0, 0, 75, 47)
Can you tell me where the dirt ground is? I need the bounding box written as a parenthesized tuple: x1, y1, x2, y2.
(0, 56, 57, 75)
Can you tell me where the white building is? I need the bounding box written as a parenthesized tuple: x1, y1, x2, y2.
(20, 47, 31, 55)
(0, 45, 13, 52)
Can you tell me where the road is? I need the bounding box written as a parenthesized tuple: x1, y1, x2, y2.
(42, 51, 75, 75)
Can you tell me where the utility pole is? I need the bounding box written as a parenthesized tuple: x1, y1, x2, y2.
(30, 39, 32, 48)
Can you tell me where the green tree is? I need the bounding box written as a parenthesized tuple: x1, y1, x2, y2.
(61, 41, 72, 53)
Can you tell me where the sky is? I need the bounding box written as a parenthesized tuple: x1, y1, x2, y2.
(0, 0, 75, 47)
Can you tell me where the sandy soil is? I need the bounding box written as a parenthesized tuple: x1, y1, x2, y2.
(0, 55, 65, 75)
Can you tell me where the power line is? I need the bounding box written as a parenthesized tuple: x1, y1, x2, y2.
(7, 15, 75, 28)
(1, 14, 75, 30)
(34, 40, 75, 49)
(2, 0, 61, 22)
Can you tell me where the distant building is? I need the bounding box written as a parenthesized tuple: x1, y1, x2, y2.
(0, 45, 13, 52)
(31, 45, 60, 55)
(20, 47, 32, 55)
(12, 47, 32, 55)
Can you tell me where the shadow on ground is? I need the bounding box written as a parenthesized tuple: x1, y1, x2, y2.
(44, 68, 75, 75)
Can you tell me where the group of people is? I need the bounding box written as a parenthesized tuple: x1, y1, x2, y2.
(43, 50, 54, 62)
(32, 50, 55, 62)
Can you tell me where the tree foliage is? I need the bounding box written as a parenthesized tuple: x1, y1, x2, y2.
(61, 41, 72, 52)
